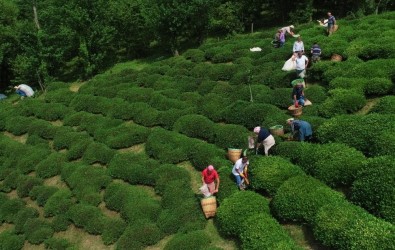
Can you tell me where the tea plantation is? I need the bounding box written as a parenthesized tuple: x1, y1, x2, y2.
(0, 12, 395, 250)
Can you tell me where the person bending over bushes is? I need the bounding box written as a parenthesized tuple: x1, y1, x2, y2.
(232, 156, 249, 190)
(253, 126, 275, 156)
(287, 118, 312, 142)
(201, 165, 220, 195)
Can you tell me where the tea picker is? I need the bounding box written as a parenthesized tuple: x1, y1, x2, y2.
(286, 118, 313, 141)
(232, 155, 249, 190)
(252, 126, 275, 156)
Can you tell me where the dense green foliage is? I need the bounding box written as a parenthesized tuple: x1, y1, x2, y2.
(0, 10, 394, 250)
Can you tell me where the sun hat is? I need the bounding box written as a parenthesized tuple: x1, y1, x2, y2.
(287, 118, 294, 122)
(207, 165, 214, 171)
(290, 25, 295, 29)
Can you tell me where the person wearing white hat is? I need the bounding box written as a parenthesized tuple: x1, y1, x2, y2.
(201, 165, 220, 194)
(253, 126, 275, 156)
(286, 118, 312, 141)
(14, 84, 34, 98)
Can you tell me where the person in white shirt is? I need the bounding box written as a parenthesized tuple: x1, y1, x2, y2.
(293, 37, 304, 56)
(281, 25, 295, 37)
(293, 52, 309, 79)
(232, 156, 249, 190)
(14, 84, 34, 98)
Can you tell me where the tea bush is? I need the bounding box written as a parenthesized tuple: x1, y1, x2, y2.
(198, 93, 231, 122)
(351, 156, 395, 224)
(370, 96, 395, 114)
(319, 88, 366, 118)
(217, 167, 239, 205)
(16, 147, 51, 174)
(26, 119, 57, 140)
(29, 185, 59, 206)
(216, 191, 270, 237)
(102, 217, 127, 245)
(14, 207, 39, 233)
(105, 99, 135, 120)
(16, 175, 43, 198)
(44, 238, 73, 250)
(153, 164, 190, 195)
(363, 77, 393, 96)
(94, 124, 149, 149)
(173, 114, 215, 141)
(44, 189, 74, 217)
(310, 143, 366, 187)
(69, 94, 111, 115)
(163, 230, 211, 250)
(0, 230, 25, 250)
(77, 113, 123, 136)
(271, 175, 344, 223)
(51, 215, 71, 232)
(158, 108, 197, 130)
(104, 183, 160, 224)
(211, 124, 249, 149)
(82, 142, 115, 165)
(249, 156, 305, 196)
(35, 152, 66, 178)
(117, 86, 154, 103)
(183, 48, 206, 63)
(268, 88, 293, 108)
(0, 197, 25, 223)
(317, 114, 395, 156)
(67, 204, 107, 234)
(149, 92, 192, 111)
(304, 85, 328, 104)
(108, 153, 160, 185)
(62, 163, 111, 204)
(187, 142, 226, 171)
(145, 128, 189, 164)
(116, 222, 163, 250)
(53, 128, 91, 151)
(240, 213, 303, 250)
(313, 201, 395, 250)
(5, 116, 35, 135)
(129, 102, 160, 127)
(23, 218, 54, 244)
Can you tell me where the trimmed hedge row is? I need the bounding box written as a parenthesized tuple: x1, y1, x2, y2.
(108, 153, 160, 186)
(273, 141, 366, 187)
(104, 182, 161, 224)
(351, 156, 395, 224)
(249, 156, 305, 196)
(317, 114, 395, 156)
(313, 201, 395, 250)
(272, 175, 345, 223)
(216, 191, 270, 237)
(61, 162, 111, 205)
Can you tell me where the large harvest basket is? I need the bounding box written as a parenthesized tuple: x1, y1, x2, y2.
(269, 125, 284, 136)
(331, 54, 342, 62)
(228, 148, 242, 163)
(201, 196, 217, 219)
(288, 105, 303, 117)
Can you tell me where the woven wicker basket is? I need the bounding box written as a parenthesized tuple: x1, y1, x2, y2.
(331, 54, 342, 62)
(228, 148, 242, 163)
(288, 105, 303, 117)
(201, 196, 217, 219)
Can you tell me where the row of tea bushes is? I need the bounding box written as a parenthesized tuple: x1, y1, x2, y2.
(329, 77, 393, 96)
(271, 175, 395, 249)
(351, 156, 395, 224)
(317, 114, 395, 156)
(146, 128, 231, 168)
(216, 191, 301, 249)
(273, 141, 366, 187)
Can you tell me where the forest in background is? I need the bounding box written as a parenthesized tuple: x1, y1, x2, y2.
(0, 0, 394, 89)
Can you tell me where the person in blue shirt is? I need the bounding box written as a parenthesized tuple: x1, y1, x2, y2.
(253, 126, 275, 156)
(326, 12, 336, 36)
(310, 42, 322, 63)
(287, 118, 312, 141)
(291, 82, 305, 107)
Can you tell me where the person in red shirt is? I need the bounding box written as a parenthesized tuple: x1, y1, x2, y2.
(201, 165, 220, 194)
